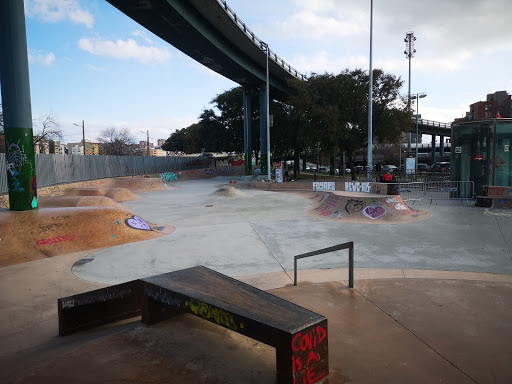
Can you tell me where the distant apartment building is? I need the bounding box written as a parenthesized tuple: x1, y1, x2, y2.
(157, 139, 166, 146)
(457, 91, 511, 121)
(67, 141, 102, 155)
(150, 147, 165, 157)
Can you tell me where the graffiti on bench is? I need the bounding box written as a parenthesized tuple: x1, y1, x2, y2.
(292, 325, 328, 384)
(186, 298, 242, 332)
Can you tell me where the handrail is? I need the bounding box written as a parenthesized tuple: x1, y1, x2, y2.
(216, 0, 306, 81)
(294, 242, 354, 288)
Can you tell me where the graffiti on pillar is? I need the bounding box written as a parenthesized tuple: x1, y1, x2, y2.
(6, 141, 28, 192)
(30, 175, 38, 208)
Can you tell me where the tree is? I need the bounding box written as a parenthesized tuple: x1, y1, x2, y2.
(98, 127, 136, 156)
(33, 111, 64, 147)
(0, 104, 3, 133)
(162, 87, 261, 157)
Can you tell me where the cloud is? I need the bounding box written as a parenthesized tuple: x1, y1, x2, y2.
(85, 64, 107, 72)
(78, 38, 171, 65)
(29, 50, 56, 66)
(25, 0, 94, 28)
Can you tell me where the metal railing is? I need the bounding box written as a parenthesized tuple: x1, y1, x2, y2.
(399, 182, 425, 203)
(294, 242, 354, 288)
(400, 180, 475, 204)
(418, 119, 452, 129)
(217, 0, 306, 81)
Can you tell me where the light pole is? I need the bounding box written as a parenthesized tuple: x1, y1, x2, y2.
(73, 120, 85, 155)
(260, 42, 271, 180)
(367, 0, 373, 182)
(409, 93, 427, 176)
(140, 130, 149, 156)
(404, 32, 416, 155)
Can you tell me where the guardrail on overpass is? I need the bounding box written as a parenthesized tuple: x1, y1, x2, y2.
(217, 0, 306, 81)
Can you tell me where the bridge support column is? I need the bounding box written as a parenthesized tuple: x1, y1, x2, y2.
(0, 0, 38, 211)
(431, 135, 436, 164)
(440, 135, 445, 159)
(259, 88, 269, 175)
(243, 88, 252, 175)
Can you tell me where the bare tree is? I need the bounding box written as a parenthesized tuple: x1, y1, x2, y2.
(0, 104, 4, 133)
(33, 111, 63, 146)
(98, 127, 136, 156)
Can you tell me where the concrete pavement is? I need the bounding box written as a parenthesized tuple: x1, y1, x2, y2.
(1, 176, 512, 383)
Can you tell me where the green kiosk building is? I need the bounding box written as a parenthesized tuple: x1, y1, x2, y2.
(451, 118, 512, 207)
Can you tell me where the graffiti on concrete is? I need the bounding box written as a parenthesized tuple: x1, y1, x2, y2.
(394, 203, 408, 210)
(161, 172, 182, 182)
(345, 199, 365, 214)
(125, 215, 152, 231)
(36, 234, 80, 246)
(363, 205, 386, 219)
(205, 169, 215, 175)
(345, 182, 370, 193)
(313, 182, 335, 191)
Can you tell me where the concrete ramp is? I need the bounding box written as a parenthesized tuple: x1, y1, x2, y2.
(297, 191, 430, 223)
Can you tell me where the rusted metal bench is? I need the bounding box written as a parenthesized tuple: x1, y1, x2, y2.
(58, 266, 329, 384)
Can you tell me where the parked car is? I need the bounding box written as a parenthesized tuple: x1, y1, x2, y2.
(354, 165, 364, 173)
(382, 165, 398, 173)
(417, 163, 430, 172)
(431, 162, 450, 172)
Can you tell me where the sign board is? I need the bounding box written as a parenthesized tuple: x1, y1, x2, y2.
(455, 146, 462, 154)
(505, 145, 510, 152)
(406, 157, 416, 174)
(313, 182, 335, 191)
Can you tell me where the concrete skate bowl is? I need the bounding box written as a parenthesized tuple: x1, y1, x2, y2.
(293, 191, 430, 223)
(0, 207, 174, 267)
(0, 177, 175, 267)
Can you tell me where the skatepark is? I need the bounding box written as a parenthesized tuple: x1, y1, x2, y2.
(1, 175, 512, 383)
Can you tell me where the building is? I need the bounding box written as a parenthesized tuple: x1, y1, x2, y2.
(451, 118, 512, 193)
(157, 139, 166, 146)
(457, 91, 511, 121)
(67, 141, 102, 155)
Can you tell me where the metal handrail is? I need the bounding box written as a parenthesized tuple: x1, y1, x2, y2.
(217, 0, 306, 81)
(294, 242, 354, 288)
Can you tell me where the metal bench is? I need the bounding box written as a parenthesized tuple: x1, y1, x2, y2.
(58, 266, 329, 384)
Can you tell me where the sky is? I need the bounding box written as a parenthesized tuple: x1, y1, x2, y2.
(3, 0, 512, 146)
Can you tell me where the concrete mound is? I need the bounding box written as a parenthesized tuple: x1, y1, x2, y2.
(213, 186, 245, 198)
(0, 207, 174, 267)
(65, 188, 140, 202)
(297, 191, 430, 223)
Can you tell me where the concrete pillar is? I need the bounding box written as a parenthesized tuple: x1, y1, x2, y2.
(243, 88, 252, 175)
(440, 135, 445, 159)
(431, 135, 436, 164)
(0, 0, 38, 211)
(259, 88, 268, 174)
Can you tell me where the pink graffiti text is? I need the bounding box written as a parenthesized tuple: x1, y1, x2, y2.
(36, 235, 80, 246)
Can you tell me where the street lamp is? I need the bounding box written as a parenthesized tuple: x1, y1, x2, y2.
(73, 120, 85, 155)
(409, 92, 427, 176)
(367, 0, 373, 182)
